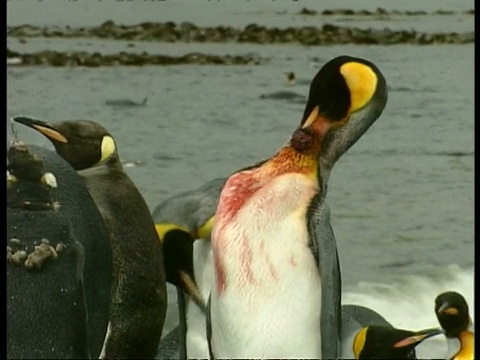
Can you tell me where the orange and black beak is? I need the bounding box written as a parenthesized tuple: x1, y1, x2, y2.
(13, 116, 68, 143)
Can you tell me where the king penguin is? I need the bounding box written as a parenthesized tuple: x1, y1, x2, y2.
(207, 55, 388, 359)
(152, 177, 227, 359)
(7, 140, 112, 359)
(341, 304, 443, 359)
(13, 117, 168, 360)
(435, 291, 474, 360)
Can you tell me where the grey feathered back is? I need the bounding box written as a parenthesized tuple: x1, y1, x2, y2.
(152, 178, 227, 233)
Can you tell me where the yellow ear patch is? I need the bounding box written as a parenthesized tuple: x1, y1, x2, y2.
(195, 216, 215, 240)
(353, 327, 368, 359)
(33, 125, 68, 143)
(100, 135, 116, 163)
(155, 223, 190, 242)
(340, 62, 378, 114)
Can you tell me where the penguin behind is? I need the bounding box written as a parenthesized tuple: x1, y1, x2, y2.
(7, 141, 112, 359)
(152, 177, 226, 359)
(435, 291, 474, 360)
(13, 117, 167, 360)
(208, 55, 388, 359)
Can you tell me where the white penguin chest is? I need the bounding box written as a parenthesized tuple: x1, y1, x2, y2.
(211, 173, 322, 358)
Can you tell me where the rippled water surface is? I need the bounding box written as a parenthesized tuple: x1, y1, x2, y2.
(7, 0, 474, 353)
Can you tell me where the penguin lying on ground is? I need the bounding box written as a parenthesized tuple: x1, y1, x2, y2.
(13, 117, 167, 360)
(435, 291, 474, 360)
(7, 141, 112, 359)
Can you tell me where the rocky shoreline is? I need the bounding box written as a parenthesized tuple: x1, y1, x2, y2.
(6, 48, 269, 67)
(296, 7, 474, 16)
(7, 21, 474, 45)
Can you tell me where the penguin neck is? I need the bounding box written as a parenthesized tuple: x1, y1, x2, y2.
(447, 330, 474, 360)
(77, 154, 123, 176)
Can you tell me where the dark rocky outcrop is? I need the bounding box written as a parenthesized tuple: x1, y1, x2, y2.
(7, 21, 474, 45)
(6, 48, 269, 67)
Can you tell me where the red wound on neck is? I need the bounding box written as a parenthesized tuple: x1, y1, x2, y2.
(290, 128, 315, 152)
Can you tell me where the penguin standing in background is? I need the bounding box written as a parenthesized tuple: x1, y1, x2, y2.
(13, 117, 167, 360)
(207, 56, 388, 359)
(152, 177, 226, 359)
(341, 304, 443, 359)
(7, 141, 112, 359)
(435, 291, 474, 360)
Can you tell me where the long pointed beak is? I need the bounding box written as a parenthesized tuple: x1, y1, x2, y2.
(12, 116, 68, 143)
(393, 327, 444, 348)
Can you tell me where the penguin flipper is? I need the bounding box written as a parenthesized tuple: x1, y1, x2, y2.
(71, 240, 90, 359)
(307, 198, 342, 359)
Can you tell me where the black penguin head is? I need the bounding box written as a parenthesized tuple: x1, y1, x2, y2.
(158, 227, 196, 287)
(157, 225, 207, 312)
(7, 141, 58, 210)
(296, 55, 387, 168)
(354, 325, 444, 359)
(435, 291, 471, 337)
(13, 117, 117, 171)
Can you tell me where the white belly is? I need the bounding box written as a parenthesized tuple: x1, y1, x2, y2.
(185, 239, 213, 359)
(211, 173, 322, 359)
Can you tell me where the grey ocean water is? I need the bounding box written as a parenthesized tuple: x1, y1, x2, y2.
(7, 0, 474, 356)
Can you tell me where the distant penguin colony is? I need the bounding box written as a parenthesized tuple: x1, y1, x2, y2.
(7, 54, 473, 360)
